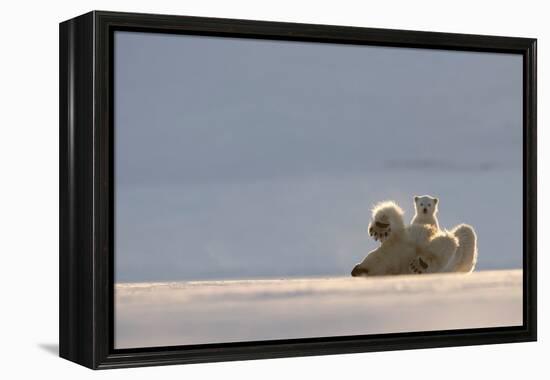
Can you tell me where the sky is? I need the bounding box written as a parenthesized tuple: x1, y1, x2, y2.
(114, 31, 523, 283)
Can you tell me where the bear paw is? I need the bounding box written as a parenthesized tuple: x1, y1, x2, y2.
(409, 256, 430, 274)
(368, 220, 392, 242)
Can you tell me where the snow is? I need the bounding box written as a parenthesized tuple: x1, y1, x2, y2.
(115, 269, 522, 348)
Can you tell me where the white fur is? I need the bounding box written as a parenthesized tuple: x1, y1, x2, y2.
(352, 200, 477, 277)
(445, 224, 478, 272)
(411, 195, 439, 230)
(367, 201, 405, 243)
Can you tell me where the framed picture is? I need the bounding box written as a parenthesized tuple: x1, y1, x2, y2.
(59, 11, 537, 369)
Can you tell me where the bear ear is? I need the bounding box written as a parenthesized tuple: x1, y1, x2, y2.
(414, 196, 419, 202)
(433, 198, 438, 204)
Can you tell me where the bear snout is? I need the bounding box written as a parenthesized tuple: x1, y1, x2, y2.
(351, 265, 369, 277)
(423, 208, 427, 214)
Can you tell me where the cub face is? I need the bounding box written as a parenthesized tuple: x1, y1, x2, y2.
(414, 195, 438, 216)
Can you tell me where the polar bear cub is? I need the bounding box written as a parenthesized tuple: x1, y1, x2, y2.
(411, 195, 439, 230)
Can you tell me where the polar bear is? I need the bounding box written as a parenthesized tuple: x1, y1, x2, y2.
(352, 200, 477, 277)
(411, 195, 439, 230)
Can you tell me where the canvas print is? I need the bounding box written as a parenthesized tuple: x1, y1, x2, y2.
(113, 31, 523, 349)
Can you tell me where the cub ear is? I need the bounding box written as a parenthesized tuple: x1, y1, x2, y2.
(433, 198, 438, 204)
(414, 196, 419, 202)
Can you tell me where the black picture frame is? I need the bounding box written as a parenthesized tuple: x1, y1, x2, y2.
(59, 10, 537, 369)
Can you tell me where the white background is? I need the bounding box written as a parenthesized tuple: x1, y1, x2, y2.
(0, 0, 546, 378)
